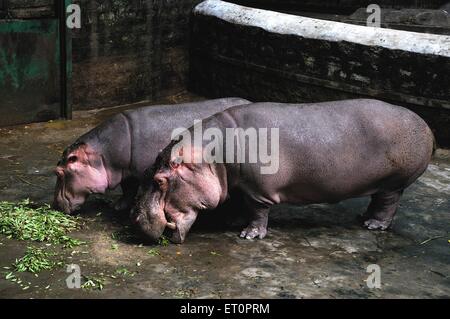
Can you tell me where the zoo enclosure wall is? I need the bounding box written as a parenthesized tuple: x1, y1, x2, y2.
(189, 0, 450, 147)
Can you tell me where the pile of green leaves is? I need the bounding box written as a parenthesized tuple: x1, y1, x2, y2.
(0, 200, 83, 248)
(14, 247, 62, 274)
(1, 200, 89, 291)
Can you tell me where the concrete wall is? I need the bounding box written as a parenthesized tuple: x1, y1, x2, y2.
(71, 0, 202, 110)
(190, 0, 450, 146)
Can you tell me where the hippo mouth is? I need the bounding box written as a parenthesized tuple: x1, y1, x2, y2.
(165, 209, 199, 244)
(54, 189, 87, 215)
(134, 207, 195, 244)
(165, 214, 177, 231)
(53, 191, 78, 215)
(162, 213, 184, 244)
(53, 176, 89, 215)
(133, 209, 179, 243)
(134, 187, 199, 244)
(133, 190, 173, 242)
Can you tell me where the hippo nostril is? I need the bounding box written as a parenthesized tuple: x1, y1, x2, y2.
(55, 167, 65, 178)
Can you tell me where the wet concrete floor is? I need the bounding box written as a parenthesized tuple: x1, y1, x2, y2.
(0, 95, 449, 298)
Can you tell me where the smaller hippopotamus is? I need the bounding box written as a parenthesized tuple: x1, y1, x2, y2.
(53, 98, 251, 214)
(134, 99, 434, 244)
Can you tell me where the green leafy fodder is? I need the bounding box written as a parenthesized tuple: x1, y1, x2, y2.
(0, 200, 83, 247)
(14, 247, 62, 274)
(158, 235, 170, 247)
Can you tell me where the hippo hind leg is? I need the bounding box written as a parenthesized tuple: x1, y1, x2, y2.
(363, 190, 404, 231)
(240, 200, 270, 240)
(114, 177, 139, 212)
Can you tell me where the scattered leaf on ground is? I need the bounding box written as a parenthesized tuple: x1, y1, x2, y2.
(147, 248, 160, 257)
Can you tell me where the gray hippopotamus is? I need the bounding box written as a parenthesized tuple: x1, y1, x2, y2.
(134, 99, 434, 244)
(53, 98, 251, 214)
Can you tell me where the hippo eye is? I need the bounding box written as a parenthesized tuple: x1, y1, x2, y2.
(170, 160, 180, 169)
(67, 156, 78, 164)
(155, 177, 168, 190)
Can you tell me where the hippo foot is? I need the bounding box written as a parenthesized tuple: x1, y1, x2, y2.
(114, 197, 133, 212)
(240, 226, 268, 240)
(364, 218, 392, 231)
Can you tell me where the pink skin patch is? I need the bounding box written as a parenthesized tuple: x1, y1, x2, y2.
(135, 146, 225, 243)
(53, 144, 109, 214)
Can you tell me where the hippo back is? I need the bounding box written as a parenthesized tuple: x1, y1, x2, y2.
(72, 98, 250, 188)
(120, 98, 251, 178)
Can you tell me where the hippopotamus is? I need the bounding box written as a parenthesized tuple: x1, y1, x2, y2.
(133, 99, 434, 244)
(53, 98, 251, 214)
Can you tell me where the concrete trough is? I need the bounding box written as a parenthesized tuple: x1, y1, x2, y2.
(190, 0, 450, 146)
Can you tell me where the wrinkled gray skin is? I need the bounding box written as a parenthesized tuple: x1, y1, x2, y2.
(53, 98, 251, 214)
(135, 99, 434, 244)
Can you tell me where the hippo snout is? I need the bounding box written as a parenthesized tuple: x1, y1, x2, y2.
(134, 191, 168, 242)
(52, 193, 83, 215)
(52, 198, 71, 214)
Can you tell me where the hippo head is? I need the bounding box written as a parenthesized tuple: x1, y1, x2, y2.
(53, 142, 109, 214)
(133, 142, 227, 244)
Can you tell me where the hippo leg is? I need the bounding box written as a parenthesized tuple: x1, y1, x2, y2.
(114, 177, 139, 212)
(240, 201, 269, 240)
(363, 190, 404, 231)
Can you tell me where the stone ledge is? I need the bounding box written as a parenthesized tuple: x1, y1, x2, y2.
(195, 0, 450, 57)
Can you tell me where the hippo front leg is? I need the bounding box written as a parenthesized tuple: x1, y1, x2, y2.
(240, 202, 269, 240)
(114, 177, 140, 212)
